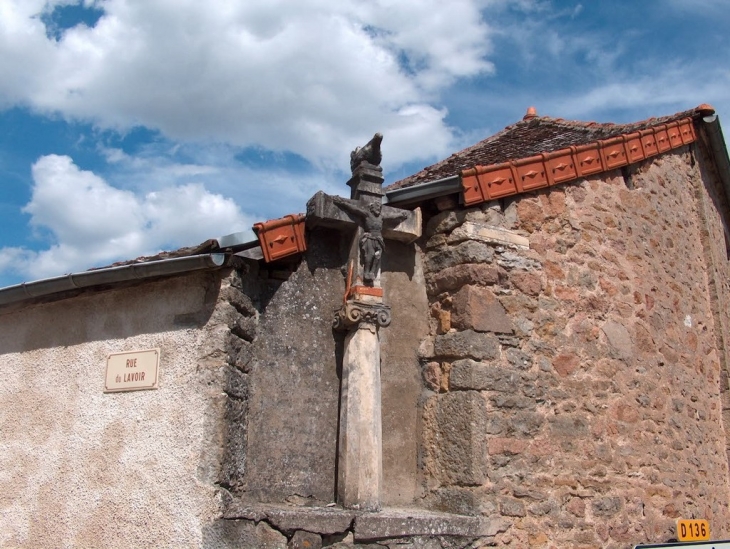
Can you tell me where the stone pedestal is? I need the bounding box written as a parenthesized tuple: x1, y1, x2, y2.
(337, 325, 382, 511)
(305, 134, 419, 512)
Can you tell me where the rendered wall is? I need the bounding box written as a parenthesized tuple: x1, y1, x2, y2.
(419, 145, 730, 548)
(0, 270, 236, 549)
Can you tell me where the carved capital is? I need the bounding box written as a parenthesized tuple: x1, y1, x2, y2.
(333, 300, 391, 331)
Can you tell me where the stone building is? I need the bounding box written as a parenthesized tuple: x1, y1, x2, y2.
(1, 104, 730, 548)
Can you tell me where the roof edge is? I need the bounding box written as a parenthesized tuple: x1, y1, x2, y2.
(459, 116, 697, 206)
(0, 253, 227, 310)
(389, 104, 713, 192)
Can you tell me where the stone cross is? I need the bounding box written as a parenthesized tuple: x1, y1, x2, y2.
(306, 134, 421, 511)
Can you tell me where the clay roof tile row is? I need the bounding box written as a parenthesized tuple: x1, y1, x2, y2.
(388, 105, 711, 191)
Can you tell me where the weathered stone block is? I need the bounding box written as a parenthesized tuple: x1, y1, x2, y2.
(499, 498, 526, 517)
(451, 285, 513, 334)
(425, 487, 481, 516)
(449, 359, 518, 392)
(552, 353, 580, 377)
(202, 519, 287, 549)
(232, 315, 257, 342)
(490, 394, 535, 410)
(510, 271, 542, 296)
(527, 500, 555, 517)
(423, 362, 441, 391)
(427, 263, 500, 295)
(220, 286, 258, 317)
(425, 209, 467, 237)
(288, 530, 322, 549)
(505, 348, 532, 370)
(436, 308, 451, 333)
(354, 507, 503, 539)
(549, 414, 589, 438)
(488, 437, 528, 455)
(224, 366, 248, 400)
(425, 241, 495, 273)
(447, 222, 530, 249)
(592, 496, 623, 517)
(427, 392, 488, 486)
(234, 341, 255, 372)
(615, 402, 639, 423)
(496, 251, 541, 271)
(507, 411, 544, 437)
(224, 503, 355, 535)
(434, 330, 500, 360)
(220, 397, 247, 489)
(602, 321, 633, 360)
(565, 497, 586, 517)
(426, 232, 448, 250)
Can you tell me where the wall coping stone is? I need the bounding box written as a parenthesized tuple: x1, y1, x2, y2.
(223, 501, 504, 540)
(448, 222, 530, 249)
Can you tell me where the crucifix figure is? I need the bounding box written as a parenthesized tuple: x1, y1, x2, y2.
(331, 196, 408, 285)
(306, 133, 421, 511)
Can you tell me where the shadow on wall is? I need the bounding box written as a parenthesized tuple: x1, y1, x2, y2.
(0, 270, 223, 353)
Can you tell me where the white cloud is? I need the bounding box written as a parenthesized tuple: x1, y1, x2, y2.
(95, 141, 342, 219)
(553, 68, 730, 121)
(26, 154, 143, 247)
(1, 154, 252, 281)
(0, 0, 496, 169)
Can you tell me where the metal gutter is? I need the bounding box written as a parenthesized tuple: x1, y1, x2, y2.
(214, 231, 259, 251)
(701, 114, 730, 212)
(384, 174, 461, 207)
(0, 253, 226, 307)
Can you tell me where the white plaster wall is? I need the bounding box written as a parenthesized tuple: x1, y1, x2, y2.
(0, 271, 229, 549)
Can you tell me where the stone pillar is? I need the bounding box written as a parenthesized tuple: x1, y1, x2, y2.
(338, 325, 382, 510)
(334, 301, 390, 511)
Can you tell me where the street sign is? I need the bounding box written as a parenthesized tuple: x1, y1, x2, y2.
(104, 348, 160, 392)
(677, 519, 710, 542)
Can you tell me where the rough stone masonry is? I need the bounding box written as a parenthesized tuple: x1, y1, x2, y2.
(417, 147, 730, 548)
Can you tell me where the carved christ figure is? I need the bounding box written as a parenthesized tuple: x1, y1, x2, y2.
(331, 197, 408, 285)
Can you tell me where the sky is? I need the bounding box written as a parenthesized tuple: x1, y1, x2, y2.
(0, 0, 729, 288)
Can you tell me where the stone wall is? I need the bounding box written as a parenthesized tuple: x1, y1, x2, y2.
(418, 146, 730, 548)
(693, 135, 730, 475)
(228, 228, 429, 508)
(0, 269, 236, 548)
(236, 230, 345, 504)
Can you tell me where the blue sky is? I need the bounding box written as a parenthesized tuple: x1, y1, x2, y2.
(0, 0, 729, 288)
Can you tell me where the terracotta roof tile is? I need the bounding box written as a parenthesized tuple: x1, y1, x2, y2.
(389, 106, 708, 190)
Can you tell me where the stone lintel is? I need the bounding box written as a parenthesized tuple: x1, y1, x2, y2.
(449, 221, 530, 249)
(222, 502, 502, 539)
